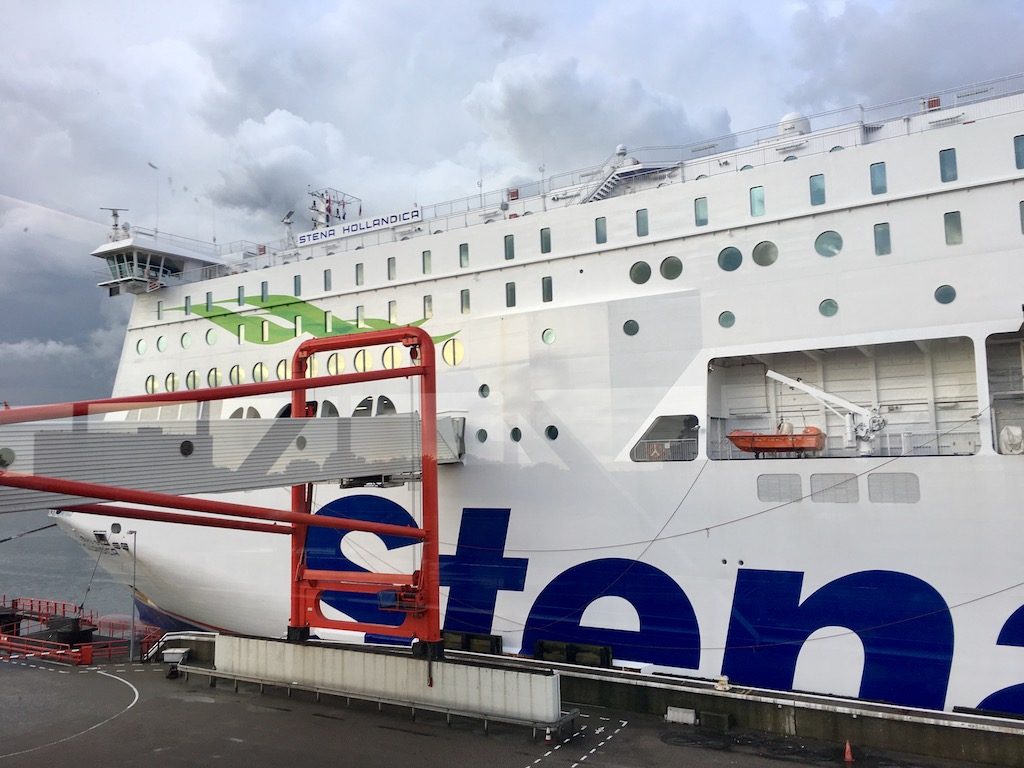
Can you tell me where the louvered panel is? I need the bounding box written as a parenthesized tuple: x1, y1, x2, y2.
(0, 415, 462, 514)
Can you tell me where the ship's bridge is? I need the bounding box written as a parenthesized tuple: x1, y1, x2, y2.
(93, 225, 234, 296)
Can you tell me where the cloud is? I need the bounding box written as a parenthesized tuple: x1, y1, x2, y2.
(465, 55, 731, 170)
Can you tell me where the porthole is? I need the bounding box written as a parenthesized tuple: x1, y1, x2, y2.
(814, 231, 843, 257)
(934, 285, 957, 304)
(111, 523, 121, 534)
(660, 256, 682, 280)
(180, 332, 192, 350)
(208, 368, 222, 388)
(740, 164, 753, 171)
(156, 336, 167, 353)
(327, 352, 342, 375)
(205, 329, 217, 345)
(541, 328, 556, 345)
(545, 425, 559, 440)
(382, 346, 399, 369)
(229, 365, 244, 385)
(136, 339, 147, 355)
(510, 427, 522, 442)
(695, 174, 708, 180)
(354, 349, 373, 372)
(165, 372, 178, 392)
(623, 320, 639, 336)
(478, 384, 490, 398)
(476, 429, 488, 443)
(783, 155, 797, 162)
(629, 261, 651, 284)
(717, 246, 742, 272)
(752, 240, 778, 266)
(276, 359, 290, 380)
(718, 311, 736, 328)
(829, 145, 844, 152)
(819, 298, 839, 317)
(185, 370, 197, 390)
(145, 375, 156, 394)
(441, 338, 464, 366)
(253, 362, 268, 382)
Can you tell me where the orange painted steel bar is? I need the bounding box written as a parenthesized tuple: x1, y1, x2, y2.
(64, 503, 290, 535)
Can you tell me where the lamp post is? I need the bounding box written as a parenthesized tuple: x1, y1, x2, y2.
(128, 529, 137, 662)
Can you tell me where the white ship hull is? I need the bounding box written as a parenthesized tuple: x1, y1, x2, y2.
(47, 75, 1024, 715)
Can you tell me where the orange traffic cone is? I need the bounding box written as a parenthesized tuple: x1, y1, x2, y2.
(843, 740, 854, 763)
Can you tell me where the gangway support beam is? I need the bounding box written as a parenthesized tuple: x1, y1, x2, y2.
(0, 326, 443, 647)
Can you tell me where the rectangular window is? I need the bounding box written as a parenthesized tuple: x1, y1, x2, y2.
(809, 174, 825, 206)
(939, 148, 958, 182)
(387, 256, 396, 280)
(293, 275, 301, 296)
(694, 197, 708, 226)
(156, 300, 163, 320)
(324, 310, 332, 334)
(422, 250, 431, 275)
(184, 296, 191, 315)
(594, 217, 607, 244)
(261, 320, 270, 343)
(504, 234, 515, 260)
(355, 262, 364, 286)
(749, 186, 765, 216)
(635, 208, 649, 237)
(870, 162, 887, 194)
(944, 211, 963, 245)
(505, 282, 516, 307)
(260, 281, 268, 303)
(356, 305, 365, 328)
(237, 324, 245, 344)
(388, 300, 397, 324)
(459, 242, 469, 268)
(423, 295, 433, 319)
(237, 285, 245, 306)
(1020, 201, 1024, 235)
(294, 316, 302, 338)
(1016, 135, 1024, 170)
(540, 227, 551, 254)
(205, 291, 213, 312)
(460, 288, 470, 315)
(541, 276, 553, 303)
(323, 269, 332, 291)
(873, 222, 892, 255)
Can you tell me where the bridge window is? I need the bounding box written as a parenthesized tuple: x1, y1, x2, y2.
(504, 234, 515, 260)
(631, 415, 699, 461)
(595, 217, 607, 244)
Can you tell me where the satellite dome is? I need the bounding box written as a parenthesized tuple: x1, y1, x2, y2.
(778, 112, 811, 137)
(615, 144, 628, 156)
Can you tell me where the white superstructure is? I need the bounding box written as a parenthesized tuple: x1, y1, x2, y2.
(50, 73, 1024, 715)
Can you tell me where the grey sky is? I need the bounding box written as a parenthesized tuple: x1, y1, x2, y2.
(1, 0, 1021, 405)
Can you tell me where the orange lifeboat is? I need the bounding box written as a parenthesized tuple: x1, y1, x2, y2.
(727, 426, 825, 457)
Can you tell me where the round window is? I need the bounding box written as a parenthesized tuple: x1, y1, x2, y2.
(629, 261, 652, 284)
(165, 372, 178, 392)
(382, 346, 399, 369)
(354, 349, 373, 372)
(752, 241, 778, 266)
(442, 338, 465, 366)
(207, 368, 222, 388)
(718, 311, 736, 328)
(510, 427, 522, 442)
(206, 329, 218, 345)
(185, 370, 197, 390)
(156, 336, 167, 353)
(815, 231, 843, 257)
(541, 328, 556, 345)
(934, 285, 957, 304)
(623, 320, 639, 336)
(545, 425, 559, 440)
(327, 353, 342, 375)
(145, 375, 156, 394)
(478, 384, 490, 398)
(819, 298, 839, 317)
(276, 360, 290, 380)
(253, 362, 268, 382)
(229, 365, 244, 385)
(180, 332, 192, 350)
(660, 256, 683, 280)
(718, 247, 742, 272)
(476, 429, 488, 443)
(136, 339, 147, 355)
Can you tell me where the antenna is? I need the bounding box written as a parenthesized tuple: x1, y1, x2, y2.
(282, 210, 296, 248)
(100, 207, 128, 230)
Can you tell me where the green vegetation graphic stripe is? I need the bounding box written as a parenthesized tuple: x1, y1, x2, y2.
(170, 295, 457, 345)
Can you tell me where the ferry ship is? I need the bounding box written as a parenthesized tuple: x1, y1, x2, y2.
(40, 74, 1024, 714)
